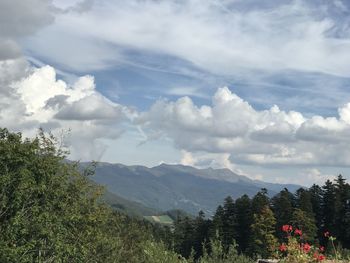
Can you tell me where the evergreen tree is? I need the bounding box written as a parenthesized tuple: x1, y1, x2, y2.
(221, 196, 237, 250)
(334, 175, 350, 248)
(294, 188, 317, 243)
(309, 184, 323, 234)
(321, 180, 337, 240)
(193, 210, 211, 259)
(295, 188, 314, 217)
(291, 208, 317, 243)
(234, 194, 253, 253)
(173, 216, 196, 258)
(249, 206, 277, 258)
(251, 188, 270, 215)
(211, 205, 224, 239)
(271, 188, 294, 240)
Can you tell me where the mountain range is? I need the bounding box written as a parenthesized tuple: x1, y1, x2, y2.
(88, 162, 301, 215)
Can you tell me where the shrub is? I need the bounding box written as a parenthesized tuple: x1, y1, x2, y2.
(277, 225, 326, 263)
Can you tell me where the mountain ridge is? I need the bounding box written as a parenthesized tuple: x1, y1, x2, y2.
(88, 162, 301, 215)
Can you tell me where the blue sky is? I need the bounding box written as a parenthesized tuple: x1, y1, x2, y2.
(1, 0, 350, 185)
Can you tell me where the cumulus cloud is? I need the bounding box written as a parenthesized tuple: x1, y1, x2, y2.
(24, 0, 350, 77)
(54, 94, 124, 121)
(0, 64, 130, 160)
(0, 0, 135, 161)
(140, 87, 350, 167)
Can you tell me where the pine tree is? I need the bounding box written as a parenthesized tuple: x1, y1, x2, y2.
(249, 206, 277, 258)
(193, 210, 211, 259)
(211, 205, 224, 240)
(309, 184, 323, 234)
(251, 188, 270, 215)
(291, 208, 317, 243)
(295, 188, 314, 217)
(173, 216, 196, 258)
(221, 196, 237, 250)
(271, 188, 294, 240)
(321, 180, 337, 241)
(294, 188, 318, 243)
(234, 194, 253, 253)
(334, 175, 350, 248)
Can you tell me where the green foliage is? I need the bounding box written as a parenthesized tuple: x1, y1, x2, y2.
(322, 180, 337, 237)
(199, 237, 254, 263)
(221, 196, 237, 250)
(250, 206, 278, 258)
(291, 208, 317, 243)
(271, 188, 294, 240)
(173, 216, 196, 258)
(102, 189, 160, 217)
(143, 240, 185, 263)
(0, 128, 180, 262)
(234, 195, 253, 253)
(251, 188, 270, 215)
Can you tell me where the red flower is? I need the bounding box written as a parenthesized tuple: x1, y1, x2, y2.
(318, 254, 326, 261)
(294, 229, 302, 236)
(282, 225, 293, 232)
(279, 243, 287, 252)
(319, 246, 325, 252)
(314, 252, 326, 261)
(303, 243, 311, 253)
(324, 231, 330, 237)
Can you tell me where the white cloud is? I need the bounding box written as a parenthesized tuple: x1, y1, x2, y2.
(140, 86, 350, 167)
(180, 150, 242, 174)
(0, 64, 130, 160)
(0, 0, 54, 60)
(24, 0, 350, 77)
(275, 168, 336, 186)
(180, 150, 196, 166)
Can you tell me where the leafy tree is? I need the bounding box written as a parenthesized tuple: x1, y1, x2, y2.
(0, 128, 182, 262)
(0, 128, 120, 262)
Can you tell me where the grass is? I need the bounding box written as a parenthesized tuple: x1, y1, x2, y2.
(144, 215, 174, 225)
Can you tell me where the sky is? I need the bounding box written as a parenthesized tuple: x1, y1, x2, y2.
(1, 0, 350, 186)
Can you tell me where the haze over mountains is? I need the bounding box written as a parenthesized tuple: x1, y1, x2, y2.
(89, 162, 300, 215)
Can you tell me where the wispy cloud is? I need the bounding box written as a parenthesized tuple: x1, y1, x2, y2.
(23, 0, 350, 77)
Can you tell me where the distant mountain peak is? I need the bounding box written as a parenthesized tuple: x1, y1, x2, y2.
(88, 161, 301, 215)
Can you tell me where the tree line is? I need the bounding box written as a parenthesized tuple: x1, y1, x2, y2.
(171, 176, 350, 259)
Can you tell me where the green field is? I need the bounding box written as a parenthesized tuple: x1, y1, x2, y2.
(144, 215, 174, 225)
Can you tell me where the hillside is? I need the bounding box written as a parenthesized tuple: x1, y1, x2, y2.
(102, 190, 160, 217)
(89, 162, 301, 215)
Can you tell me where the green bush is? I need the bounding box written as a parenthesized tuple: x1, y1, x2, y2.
(0, 128, 182, 262)
(199, 237, 254, 263)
